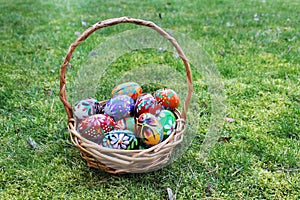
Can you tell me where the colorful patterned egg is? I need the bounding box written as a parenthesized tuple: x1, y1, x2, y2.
(77, 114, 116, 144)
(73, 98, 101, 120)
(135, 93, 162, 117)
(158, 110, 177, 140)
(136, 113, 163, 147)
(116, 117, 136, 132)
(111, 82, 142, 100)
(102, 130, 139, 150)
(104, 95, 135, 121)
(154, 88, 180, 109)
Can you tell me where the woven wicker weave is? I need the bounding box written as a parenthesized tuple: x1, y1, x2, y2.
(59, 17, 193, 174)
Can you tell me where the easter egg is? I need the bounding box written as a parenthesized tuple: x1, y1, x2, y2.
(104, 95, 135, 121)
(111, 82, 142, 100)
(136, 113, 163, 147)
(102, 130, 139, 150)
(135, 93, 162, 117)
(116, 117, 136, 132)
(73, 98, 101, 120)
(154, 88, 180, 109)
(77, 114, 116, 144)
(158, 110, 177, 140)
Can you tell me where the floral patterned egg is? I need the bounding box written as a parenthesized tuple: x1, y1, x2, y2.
(158, 110, 177, 140)
(154, 88, 180, 110)
(136, 113, 163, 147)
(104, 95, 135, 121)
(77, 114, 116, 144)
(111, 82, 142, 100)
(116, 117, 136, 132)
(135, 93, 162, 117)
(73, 98, 101, 120)
(102, 130, 139, 150)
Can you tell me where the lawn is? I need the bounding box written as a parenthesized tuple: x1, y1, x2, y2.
(0, 0, 299, 199)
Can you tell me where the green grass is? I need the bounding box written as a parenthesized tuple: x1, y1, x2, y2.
(1, 0, 299, 199)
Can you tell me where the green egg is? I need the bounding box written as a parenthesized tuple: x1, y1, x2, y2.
(158, 110, 176, 140)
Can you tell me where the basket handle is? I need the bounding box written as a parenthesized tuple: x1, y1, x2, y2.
(59, 16, 193, 121)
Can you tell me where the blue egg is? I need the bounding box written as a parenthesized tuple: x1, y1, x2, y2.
(104, 95, 135, 121)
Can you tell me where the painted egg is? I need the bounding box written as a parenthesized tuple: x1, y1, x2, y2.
(135, 93, 162, 117)
(104, 95, 135, 121)
(111, 82, 142, 100)
(158, 110, 177, 140)
(136, 113, 163, 147)
(116, 117, 136, 132)
(73, 98, 101, 120)
(154, 88, 180, 109)
(102, 130, 139, 150)
(77, 114, 115, 144)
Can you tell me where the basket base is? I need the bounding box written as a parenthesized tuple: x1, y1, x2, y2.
(69, 108, 185, 174)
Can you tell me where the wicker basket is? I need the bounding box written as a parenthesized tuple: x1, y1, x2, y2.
(59, 17, 193, 174)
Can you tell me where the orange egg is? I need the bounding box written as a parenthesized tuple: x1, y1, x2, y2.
(154, 89, 180, 109)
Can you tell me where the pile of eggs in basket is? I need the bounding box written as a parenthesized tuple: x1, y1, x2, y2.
(73, 82, 180, 150)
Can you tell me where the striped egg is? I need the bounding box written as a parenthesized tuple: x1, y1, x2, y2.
(73, 98, 101, 120)
(111, 82, 142, 100)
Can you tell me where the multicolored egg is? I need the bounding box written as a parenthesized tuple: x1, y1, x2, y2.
(136, 113, 163, 147)
(135, 93, 162, 117)
(104, 95, 135, 121)
(111, 82, 142, 100)
(77, 114, 116, 144)
(158, 110, 177, 140)
(154, 88, 180, 109)
(73, 98, 101, 120)
(116, 117, 136, 132)
(102, 130, 139, 150)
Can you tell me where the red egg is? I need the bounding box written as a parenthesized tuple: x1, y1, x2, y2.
(135, 93, 162, 117)
(77, 114, 116, 144)
(154, 89, 180, 109)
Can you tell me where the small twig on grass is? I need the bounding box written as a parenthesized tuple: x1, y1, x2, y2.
(284, 168, 300, 172)
(65, 141, 73, 146)
(188, 163, 195, 177)
(205, 182, 216, 196)
(167, 187, 176, 200)
(87, 178, 110, 186)
(276, 167, 300, 173)
(50, 98, 54, 113)
(206, 163, 219, 175)
(44, 88, 53, 96)
(231, 166, 243, 177)
(27, 137, 39, 149)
